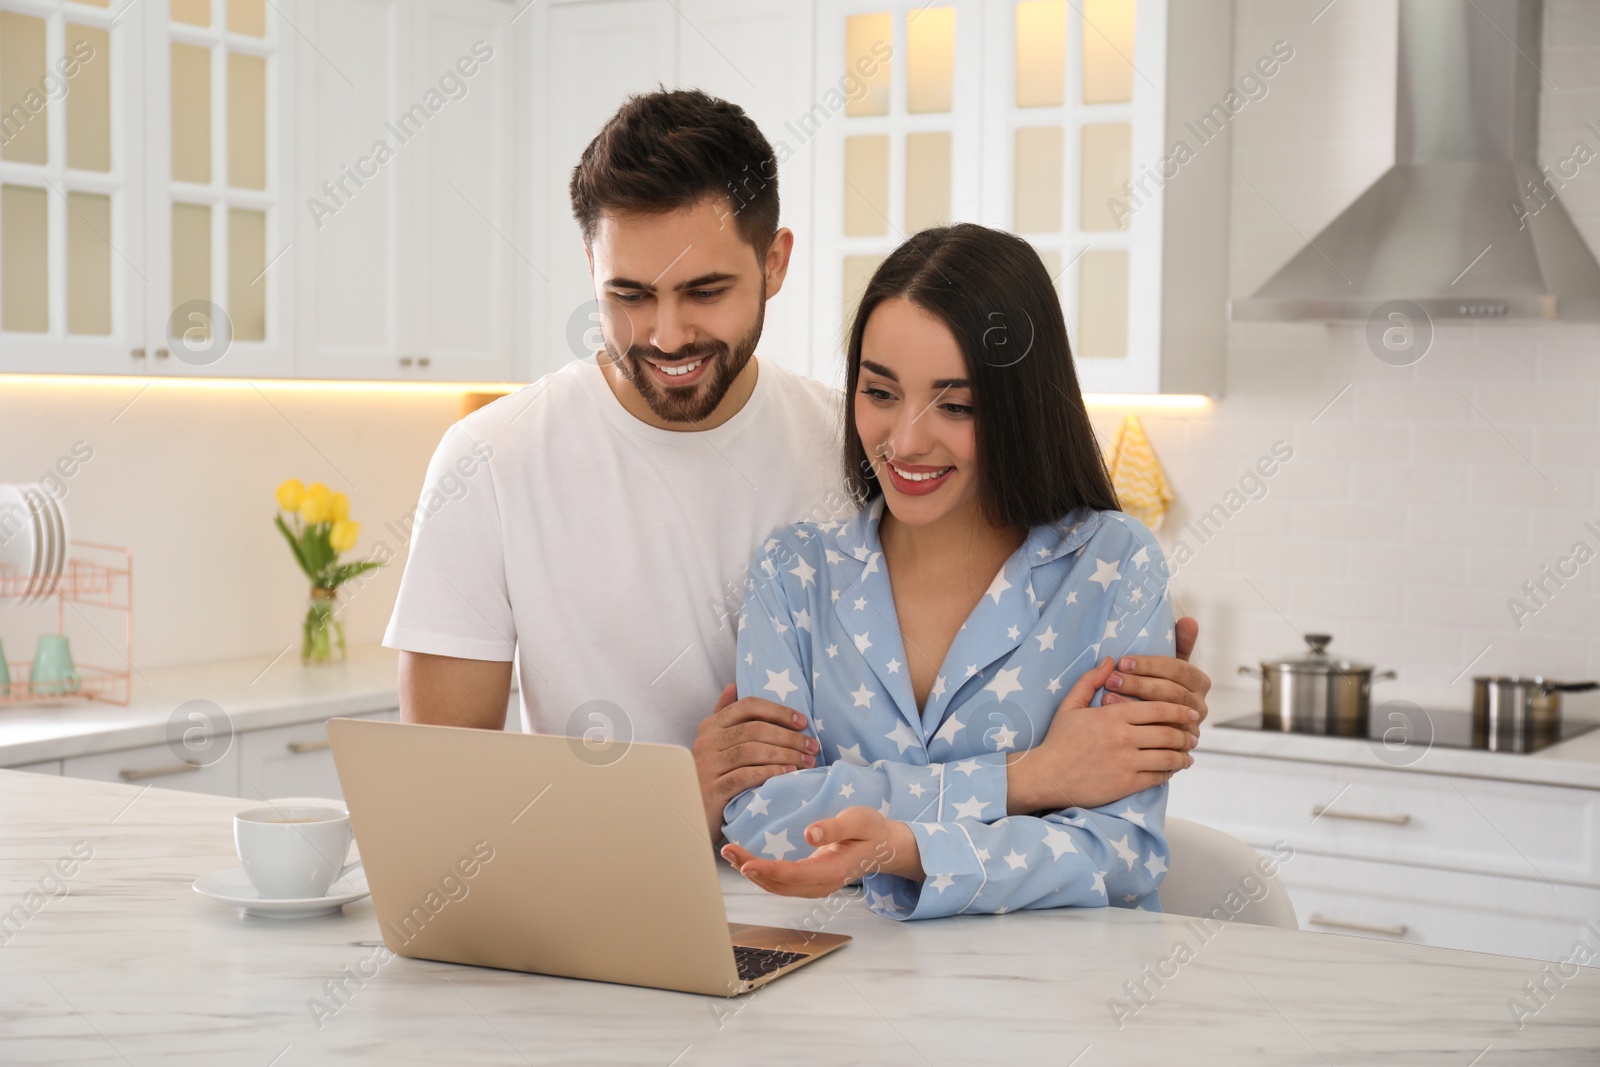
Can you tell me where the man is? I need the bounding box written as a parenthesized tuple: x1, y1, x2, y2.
(384, 90, 1211, 841)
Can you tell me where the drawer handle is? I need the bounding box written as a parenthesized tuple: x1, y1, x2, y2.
(1307, 914, 1409, 938)
(119, 762, 201, 782)
(1311, 805, 1411, 826)
(286, 740, 332, 755)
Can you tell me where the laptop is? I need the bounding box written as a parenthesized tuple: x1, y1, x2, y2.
(326, 717, 849, 996)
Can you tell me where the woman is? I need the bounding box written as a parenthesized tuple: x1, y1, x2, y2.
(719, 224, 1175, 921)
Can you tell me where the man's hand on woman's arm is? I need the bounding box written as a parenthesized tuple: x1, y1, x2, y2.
(694, 684, 819, 840)
(1005, 657, 1195, 814)
(1005, 616, 1211, 815)
(1103, 615, 1211, 736)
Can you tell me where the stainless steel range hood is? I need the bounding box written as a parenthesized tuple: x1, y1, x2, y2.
(1232, 0, 1600, 322)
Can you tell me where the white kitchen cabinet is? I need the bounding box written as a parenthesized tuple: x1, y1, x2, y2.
(1171, 751, 1600, 888)
(810, 0, 1229, 394)
(0, 0, 147, 375)
(1280, 850, 1600, 967)
(2, 0, 517, 383)
(237, 707, 399, 801)
(294, 0, 517, 382)
(48, 706, 397, 800)
(1171, 750, 1600, 965)
(6, 759, 62, 775)
(61, 737, 241, 797)
(292, 0, 410, 380)
(1, 0, 300, 378)
(134, 0, 299, 379)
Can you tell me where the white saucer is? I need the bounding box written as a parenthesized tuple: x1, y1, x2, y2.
(194, 866, 369, 919)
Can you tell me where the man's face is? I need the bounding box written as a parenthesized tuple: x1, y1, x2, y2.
(587, 197, 784, 424)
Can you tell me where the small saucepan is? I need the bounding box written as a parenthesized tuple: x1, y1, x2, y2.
(1471, 676, 1599, 752)
(1239, 633, 1397, 737)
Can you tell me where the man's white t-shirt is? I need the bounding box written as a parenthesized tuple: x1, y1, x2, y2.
(383, 356, 849, 746)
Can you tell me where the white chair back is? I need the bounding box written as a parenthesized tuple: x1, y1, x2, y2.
(1158, 816, 1298, 929)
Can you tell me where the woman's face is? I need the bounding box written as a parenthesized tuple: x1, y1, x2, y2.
(854, 297, 982, 529)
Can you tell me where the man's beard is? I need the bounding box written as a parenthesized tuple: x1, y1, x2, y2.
(606, 299, 765, 425)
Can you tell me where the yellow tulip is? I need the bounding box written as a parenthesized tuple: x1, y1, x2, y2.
(276, 478, 305, 512)
(329, 519, 360, 553)
(299, 482, 333, 524)
(330, 491, 350, 523)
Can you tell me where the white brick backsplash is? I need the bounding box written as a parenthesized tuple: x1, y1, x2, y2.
(1289, 578, 1406, 622)
(1412, 344, 1538, 383)
(1468, 384, 1600, 426)
(1354, 382, 1480, 424)
(1534, 427, 1600, 466)
(1290, 501, 1405, 542)
(1269, 461, 1352, 500)
(1349, 463, 1468, 506)
(1409, 425, 1536, 466)
(1469, 632, 1597, 681)
(1538, 346, 1600, 384)
(1469, 465, 1596, 510)
(1348, 543, 1466, 586)
(1232, 535, 1349, 579)
(1465, 545, 1592, 595)
(1406, 505, 1528, 549)
(1404, 585, 1506, 629)
(1293, 422, 1412, 463)
(1336, 621, 1465, 670)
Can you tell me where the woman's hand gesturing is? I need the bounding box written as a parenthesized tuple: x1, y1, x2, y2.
(720, 806, 922, 897)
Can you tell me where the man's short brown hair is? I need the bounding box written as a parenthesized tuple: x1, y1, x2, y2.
(569, 88, 780, 259)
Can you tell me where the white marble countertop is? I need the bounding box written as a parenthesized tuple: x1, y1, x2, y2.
(1196, 686, 1600, 791)
(0, 645, 404, 766)
(3, 770, 1597, 1065)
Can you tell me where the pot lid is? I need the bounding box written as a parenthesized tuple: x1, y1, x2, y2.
(1262, 634, 1375, 674)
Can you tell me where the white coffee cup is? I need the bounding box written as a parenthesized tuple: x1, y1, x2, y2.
(235, 800, 362, 899)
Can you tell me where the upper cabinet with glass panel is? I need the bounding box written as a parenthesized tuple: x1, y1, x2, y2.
(818, 2, 978, 361)
(0, 1, 125, 365)
(0, 0, 293, 376)
(817, 0, 1231, 395)
(163, 0, 281, 372)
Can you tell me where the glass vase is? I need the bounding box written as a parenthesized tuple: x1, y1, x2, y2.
(302, 587, 346, 665)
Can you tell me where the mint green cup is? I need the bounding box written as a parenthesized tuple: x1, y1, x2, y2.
(30, 635, 80, 697)
(0, 639, 9, 697)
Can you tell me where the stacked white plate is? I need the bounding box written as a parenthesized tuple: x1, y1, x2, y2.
(0, 483, 71, 604)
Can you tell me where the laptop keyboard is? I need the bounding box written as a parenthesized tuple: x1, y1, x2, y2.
(733, 945, 810, 981)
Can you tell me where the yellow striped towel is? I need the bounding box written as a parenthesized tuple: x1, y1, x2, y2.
(1106, 414, 1174, 531)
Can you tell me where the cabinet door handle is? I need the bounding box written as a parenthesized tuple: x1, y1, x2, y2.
(1311, 805, 1411, 826)
(119, 762, 201, 782)
(286, 740, 331, 755)
(1307, 914, 1409, 938)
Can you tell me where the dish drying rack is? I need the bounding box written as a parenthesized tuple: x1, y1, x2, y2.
(0, 542, 132, 706)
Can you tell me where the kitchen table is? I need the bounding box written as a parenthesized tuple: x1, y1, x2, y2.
(2, 770, 1597, 1065)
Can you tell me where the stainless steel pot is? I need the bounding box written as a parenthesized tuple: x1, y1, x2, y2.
(1239, 634, 1397, 736)
(1471, 675, 1598, 752)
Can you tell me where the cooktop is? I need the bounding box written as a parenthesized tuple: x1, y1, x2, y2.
(1216, 706, 1600, 756)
